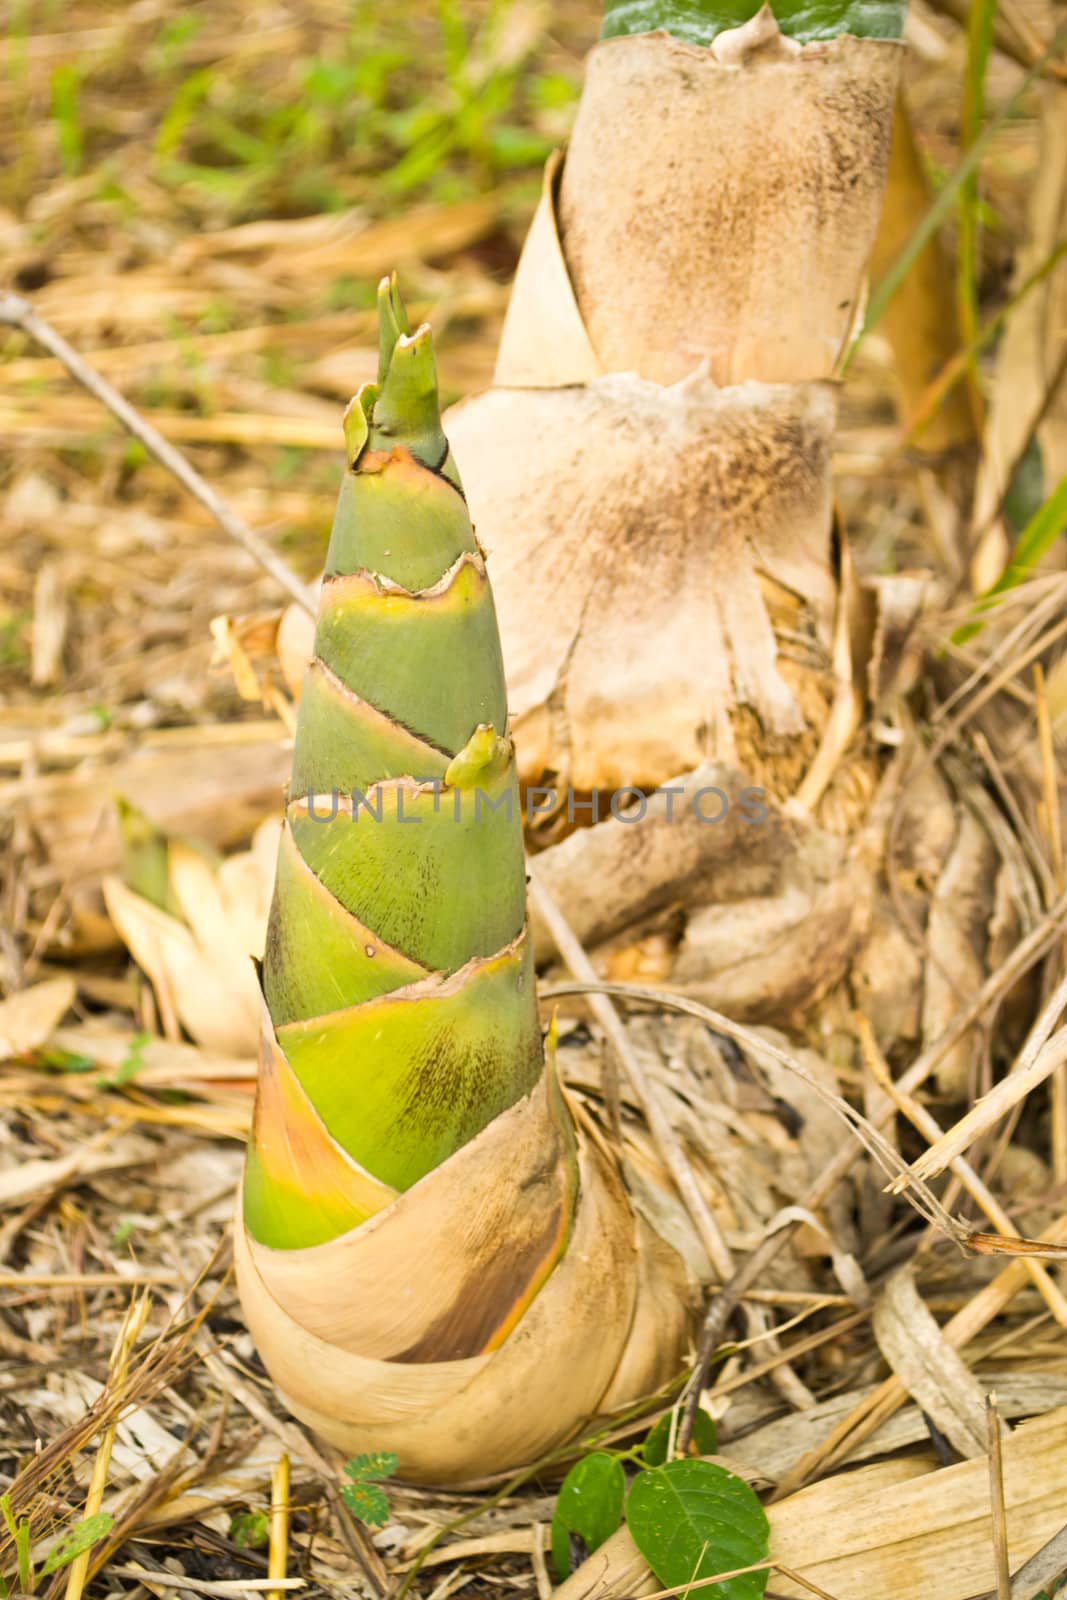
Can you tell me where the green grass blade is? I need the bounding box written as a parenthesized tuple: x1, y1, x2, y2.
(952, 472, 1067, 646)
(904, 236, 1067, 444)
(848, 23, 1067, 367)
(956, 0, 997, 409)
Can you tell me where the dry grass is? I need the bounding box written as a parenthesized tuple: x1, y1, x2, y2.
(2, 1, 1067, 1597)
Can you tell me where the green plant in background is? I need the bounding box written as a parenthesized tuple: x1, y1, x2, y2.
(49, 63, 85, 175)
(147, 0, 575, 218)
(953, 471, 1067, 645)
(96, 1029, 151, 1090)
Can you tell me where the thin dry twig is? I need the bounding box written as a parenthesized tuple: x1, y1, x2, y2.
(987, 1394, 1011, 1600)
(540, 979, 965, 1241)
(980, 1520, 1067, 1600)
(0, 293, 317, 616)
(540, 972, 969, 1457)
(529, 871, 738, 1282)
(903, 971, 1067, 1183)
(1034, 663, 1067, 1187)
(108, 1571, 305, 1595)
(772, 1208, 1067, 1495)
(857, 1013, 1067, 1325)
(529, 873, 815, 1433)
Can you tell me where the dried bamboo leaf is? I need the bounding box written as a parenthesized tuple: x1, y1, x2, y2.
(529, 764, 794, 956)
(723, 1373, 1067, 1484)
(0, 976, 75, 1058)
(872, 1263, 997, 1459)
(922, 809, 999, 1096)
(103, 819, 278, 1057)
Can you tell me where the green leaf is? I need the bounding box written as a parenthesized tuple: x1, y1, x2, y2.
(341, 1479, 391, 1527)
(956, 0, 997, 358)
(39, 1513, 114, 1577)
(49, 63, 84, 175)
(345, 1450, 399, 1481)
(3, 1504, 32, 1594)
(1004, 436, 1045, 538)
(0, 1494, 33, 1595)
(342, 1451, 399, 1528)
(600, 0, 906, 46)
(229, 1509, 269, 1550)
(39, 1048, 96, 1075)
(625, 1461, 769, 1600)
(551, 1452, 626, 1581)
(643, 1408, 718, 1466)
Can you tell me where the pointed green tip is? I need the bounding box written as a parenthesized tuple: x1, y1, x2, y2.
(340, 275, 453, 473)
(369, 313, 448, 469)
(376, 273, 411, 386)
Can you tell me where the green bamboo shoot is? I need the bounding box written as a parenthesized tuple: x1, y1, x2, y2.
(235, 281, 690, 1483)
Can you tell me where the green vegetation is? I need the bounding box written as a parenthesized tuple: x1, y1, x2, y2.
(550, 1409, 769, 1600)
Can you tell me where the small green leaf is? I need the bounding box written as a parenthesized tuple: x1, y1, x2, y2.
(643, 1408, 718, 1466)
(1004, 436, 1045, 538)
(229, 1509, 269, 1550)
(626, 1461, 769, 1600)
(342, 1479, 391, 1527)
(39, 1048, 96, 1075)
(551, 1452, 626, 1581)
(39, 1513, 114, 1577)
(342, 1451, 399, 1528)
(14, 1524, 33, 1596)
(345, 1450, 399, 1482)
(0, 1492, 19, 1543)
(1, 1494, 34, 1595)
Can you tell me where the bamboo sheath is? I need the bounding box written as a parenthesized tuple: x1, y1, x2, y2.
(447, 9, 903, 795)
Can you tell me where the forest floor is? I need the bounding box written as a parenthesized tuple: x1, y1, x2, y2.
(2, 2, 1067, 1598)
